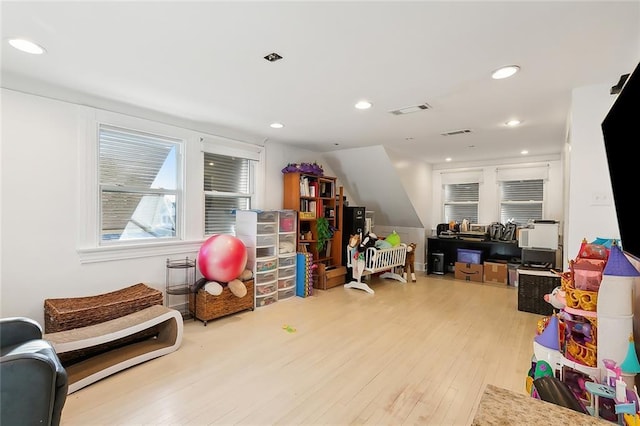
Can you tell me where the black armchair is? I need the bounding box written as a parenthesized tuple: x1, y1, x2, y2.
(1, 317, 68, 426)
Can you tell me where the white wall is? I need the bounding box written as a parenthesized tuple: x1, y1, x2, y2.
(430, 158, 564, 228)
(0, 90, 349, 324)
(0, 90, 206, 323)
(262, 140, 343, 211)
(565, 83, 620, 265)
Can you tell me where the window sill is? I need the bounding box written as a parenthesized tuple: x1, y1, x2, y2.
(77, 240, 205, 264)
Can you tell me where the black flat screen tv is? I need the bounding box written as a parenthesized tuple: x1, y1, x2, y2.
(601, 60, 640, 260)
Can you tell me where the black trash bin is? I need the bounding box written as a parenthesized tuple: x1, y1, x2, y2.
(431, 252, 444, 275)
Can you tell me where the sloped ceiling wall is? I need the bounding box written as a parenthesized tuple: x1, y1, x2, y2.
(323, 146, 424, 228)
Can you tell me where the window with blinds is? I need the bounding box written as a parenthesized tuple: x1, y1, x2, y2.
(99, 125, 181, 242)
(204, 152, 254, 235)
(499, 179, 543, 225)
(443, 183, 479, 224)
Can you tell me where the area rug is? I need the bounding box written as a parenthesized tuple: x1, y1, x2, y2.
(471, 384, 610, 425)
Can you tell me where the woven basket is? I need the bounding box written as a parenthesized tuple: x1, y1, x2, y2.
(44, 283, 164, 333)
(189, 280, 254, 325)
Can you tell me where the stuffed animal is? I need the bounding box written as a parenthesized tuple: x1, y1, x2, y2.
(192, 268, 253, 298)
(357, 232, 378, 255)
(403, 242, 417, 282)
(543, 286, 566, 310)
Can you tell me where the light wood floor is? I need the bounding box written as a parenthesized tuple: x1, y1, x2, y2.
(60, 273, 541, 425)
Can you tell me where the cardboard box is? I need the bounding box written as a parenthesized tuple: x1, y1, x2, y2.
(454, 262, 483, 282)
(483, 261, 508, 284)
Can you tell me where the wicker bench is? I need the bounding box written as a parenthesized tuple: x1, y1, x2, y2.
(44, 304, 183, 393)
(44, 283, 164, 333)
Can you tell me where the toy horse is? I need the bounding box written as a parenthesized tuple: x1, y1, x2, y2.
(403, 242, 417, 282)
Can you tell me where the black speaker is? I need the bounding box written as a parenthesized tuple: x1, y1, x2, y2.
(342, 206, 366, 278)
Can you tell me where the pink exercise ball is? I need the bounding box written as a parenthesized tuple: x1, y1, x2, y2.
(198, 234, 248, 283)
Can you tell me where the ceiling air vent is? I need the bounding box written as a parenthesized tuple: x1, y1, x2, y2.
(389, 103, 431, 115)
(441, 129, 472, 136)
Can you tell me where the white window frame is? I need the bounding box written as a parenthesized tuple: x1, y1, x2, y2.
(77, 109, 201, 263)
(440, 169, 482, 224)
(442, 182, 480, 224)
(201, 136, 263, 237)
(98, 124, 183, 244)
(496, 164, 549, 226)
(499, 179, 544, 225)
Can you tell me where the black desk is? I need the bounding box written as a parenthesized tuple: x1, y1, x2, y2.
(426, 237, 521, 274)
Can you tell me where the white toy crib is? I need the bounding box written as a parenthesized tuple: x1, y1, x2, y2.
(345, 244, 407, 294)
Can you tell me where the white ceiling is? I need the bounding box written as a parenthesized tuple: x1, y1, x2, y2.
(2, 1, 639, 165)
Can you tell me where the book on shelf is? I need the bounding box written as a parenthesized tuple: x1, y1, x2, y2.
(300, 177, 309, 197)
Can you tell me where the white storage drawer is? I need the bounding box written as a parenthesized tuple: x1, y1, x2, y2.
(256, 294, 277, 307)
(257, 223, 277, 234)
(256, 234, 276, 246)
(278, 288, 295, 300)
(255, 270, 277, 284)
(278, 277, 295, 290)
(256, 257, 277, 272)
(278, 265, 296, 278)
(278, 254, 296, 268)
(279, 211, 296, 232)
(256, 247, 276, 258)
(256, 211, 277, 223)
(255, 282, 277, 296)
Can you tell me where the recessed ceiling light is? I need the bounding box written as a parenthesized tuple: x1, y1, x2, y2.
(355, 100, 372, 110)
(270, 122, 284, 129)
(505, 119, 522, 127)
(264, 52, 283, 62)
(8, 38, 45, 54)
(445, 157, 452, 162)
(521, 150, 529, 155)
(492, 65, 520, 80)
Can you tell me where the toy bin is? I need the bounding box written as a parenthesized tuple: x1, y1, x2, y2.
(517, 269, 559, 315)
(457, 248, 482, 264)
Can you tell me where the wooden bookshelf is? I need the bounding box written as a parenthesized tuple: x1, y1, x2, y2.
(283, 172, 343, 268)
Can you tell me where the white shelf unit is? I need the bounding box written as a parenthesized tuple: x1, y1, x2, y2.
(236, 210, 297, 308)
(277, 210, 297, 300)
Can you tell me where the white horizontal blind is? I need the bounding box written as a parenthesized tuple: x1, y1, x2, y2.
(443, 182, 479, 223)
(204, 152, 253, 235)
(500, 179, 543, 225)
(99, 125, 181, 242)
